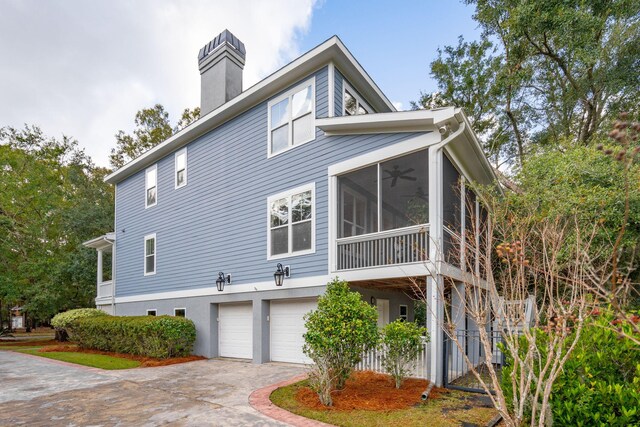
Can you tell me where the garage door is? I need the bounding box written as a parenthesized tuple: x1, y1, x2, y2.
(219, 302, 252, 359)
(270, 298, 318, 364)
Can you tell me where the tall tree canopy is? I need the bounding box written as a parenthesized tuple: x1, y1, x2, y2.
(415, 0, 640, 168)
(0, 126, 113, 324)
(109, 104, 200, 168)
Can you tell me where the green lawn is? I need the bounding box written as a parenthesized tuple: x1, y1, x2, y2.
(270, 380, 498, 427)
(18, 349, 141, 370)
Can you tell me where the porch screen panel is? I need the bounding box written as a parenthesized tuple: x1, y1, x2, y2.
(443, 154, 461, 267)
(338, 165, 378, 238)
(380, 150, 429, 231)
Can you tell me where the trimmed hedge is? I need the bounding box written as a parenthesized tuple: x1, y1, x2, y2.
(71, 315, 196, 359)
(52, 308, 110, 341)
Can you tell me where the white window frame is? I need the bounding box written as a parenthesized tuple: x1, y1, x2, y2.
(145, 164, 158, 208)
(342, 81, 372, 116)
(174, 308, 186, 318)
(399, 304, 408, 321)
(144, 233, 156, 276)
(146, 309, 157, 316)
(267, 182, 316, 260)
(174, 147, 187, 189)
(267, 77, 316, 158)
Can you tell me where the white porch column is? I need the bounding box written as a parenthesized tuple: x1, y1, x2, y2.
(97, 249, 103, 285)
(427, 274, 444, 386)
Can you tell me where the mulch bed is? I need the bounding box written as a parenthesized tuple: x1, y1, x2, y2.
(38, 344, 206, 367)
(296, 371, 447, 411)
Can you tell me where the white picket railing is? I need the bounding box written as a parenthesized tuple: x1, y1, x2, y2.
(355, 338, 429, 379)
(97, 280, 113, 298)
(336, 224, 429, 271)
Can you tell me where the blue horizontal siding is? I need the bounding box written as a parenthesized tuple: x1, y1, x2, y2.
(115, 65, 423, 297)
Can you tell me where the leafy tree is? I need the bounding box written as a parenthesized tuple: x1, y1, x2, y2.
(380, 320, 428, 388)
(109, 104, 200, 168)
(303, 279, 378, 405)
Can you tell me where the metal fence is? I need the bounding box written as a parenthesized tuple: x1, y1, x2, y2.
(443, 329, 505, 393)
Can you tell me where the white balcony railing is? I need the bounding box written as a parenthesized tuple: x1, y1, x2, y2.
(97, 280, 113, 298)
(336, 224, 429, 271)
(356, 338, 429, 379)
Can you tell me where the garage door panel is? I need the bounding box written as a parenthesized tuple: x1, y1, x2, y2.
(270, 299, 317, 364)
(219, 303, 252, 359)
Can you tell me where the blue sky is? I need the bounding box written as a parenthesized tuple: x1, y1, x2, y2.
(301, 1, 482, 110)
(0, 0, 482, 166)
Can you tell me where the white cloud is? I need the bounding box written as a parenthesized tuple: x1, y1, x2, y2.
(0, 0, 317, 166)
(392, 101, 404, 111)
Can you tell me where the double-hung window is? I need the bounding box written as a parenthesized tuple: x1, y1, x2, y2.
(175, 148, 187, 188)
(144, 233, 156, 275)
(145, 165, 157, 208)
(268, 78, 315, 156)
(343, 83, 371, 116)
(268, 183, 315, 258)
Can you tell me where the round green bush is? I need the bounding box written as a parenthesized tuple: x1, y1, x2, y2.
(51, 308, 109, 330)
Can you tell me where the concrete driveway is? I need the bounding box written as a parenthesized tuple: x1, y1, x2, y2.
(0, 351, 305, 426)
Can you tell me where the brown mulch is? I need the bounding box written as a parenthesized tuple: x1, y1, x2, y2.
(296, 371, 447, 411)
(38, 344, 206, 367)
(0, 339, 59, 347)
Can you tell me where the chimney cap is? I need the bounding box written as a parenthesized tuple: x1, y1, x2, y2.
(198, 29, 246, 64)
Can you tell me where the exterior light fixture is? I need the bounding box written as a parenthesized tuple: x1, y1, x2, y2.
(216, 272, 231, 291)
(274, 263, 290, 287)
(370, 296, 377, 305)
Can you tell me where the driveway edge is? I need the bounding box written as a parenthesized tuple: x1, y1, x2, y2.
(249, 373, 335, 427)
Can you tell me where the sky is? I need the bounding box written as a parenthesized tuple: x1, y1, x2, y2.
(0, 0, 481, 167)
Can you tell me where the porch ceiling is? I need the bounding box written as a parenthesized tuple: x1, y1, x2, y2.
(349, 276, 426, 297)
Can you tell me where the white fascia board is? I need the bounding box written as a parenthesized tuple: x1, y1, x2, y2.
(105, 36, 394, 185)
(317, 108, 458, 135)
(83, 234, 115, 249)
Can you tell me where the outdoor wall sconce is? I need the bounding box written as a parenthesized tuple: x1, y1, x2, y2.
(274, 263, 290, 286)
(216, 272, 231, 291)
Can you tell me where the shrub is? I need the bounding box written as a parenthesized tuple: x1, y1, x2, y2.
(51, 308, 109, 341)
(380, 320, 428, 388)
(303, 279, 378, 405)
(501, 311, 640, 426)
(71, 315, 196, 358)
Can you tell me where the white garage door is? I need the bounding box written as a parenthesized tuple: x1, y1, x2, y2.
(270, 298, 317, 364)
(219, 302, 253, 359)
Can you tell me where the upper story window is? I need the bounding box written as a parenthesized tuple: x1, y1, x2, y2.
(268, 78, 315, 157)
(144, 233, 156, 275)
(268, 183, 315, 259)
(145, 165, 157, 208)
(343, 82, 372, 116)
(175, 148, 187, 189)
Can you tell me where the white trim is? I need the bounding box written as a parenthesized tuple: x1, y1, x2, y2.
(144, 233, 157, 276)
(174, 147, 187, 189)
(145, 164, 158, 208)
(327, 62, 335, 117)
(328, 175, 337, 272)
(115, 274, 330, 303)
(105, 36, 395, 184)
(342, 81, 373, 115)
(174, 307, 186, 318)
(335, 262, 433, 282)
(146, 309, 157, 316)
(267, 77, 316, 158)
(267, 182, 316, 260)
(328, 132, 439, 176)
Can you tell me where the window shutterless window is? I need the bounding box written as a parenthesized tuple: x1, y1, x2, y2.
(343, 82, 371, 116)
(144, 234, 156, 275)
(399, 305, 408, 321)
(146, 309, 157, 316)
(175, 148, 187, 189)
(145, 165, 157, 208)
(174, 308, 186, 318)
(268, 78, 315, 157)
(267, 183, 315, 259)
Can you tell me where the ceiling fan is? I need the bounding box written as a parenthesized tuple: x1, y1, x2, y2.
(383, 165, 417, 187)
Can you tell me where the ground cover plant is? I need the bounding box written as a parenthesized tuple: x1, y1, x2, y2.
(21, 349, 141, 370)
(270, 371, 498, 427)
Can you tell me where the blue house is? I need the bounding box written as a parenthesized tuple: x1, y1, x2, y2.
(84, 30, 496, 386)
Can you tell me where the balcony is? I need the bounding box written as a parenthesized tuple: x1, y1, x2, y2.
(336, 224, 429, 271)
(97, 280, 113, 298)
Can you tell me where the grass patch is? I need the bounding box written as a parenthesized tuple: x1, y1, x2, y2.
(19, 349, 141, 370)
(270, 377, 498, 427)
